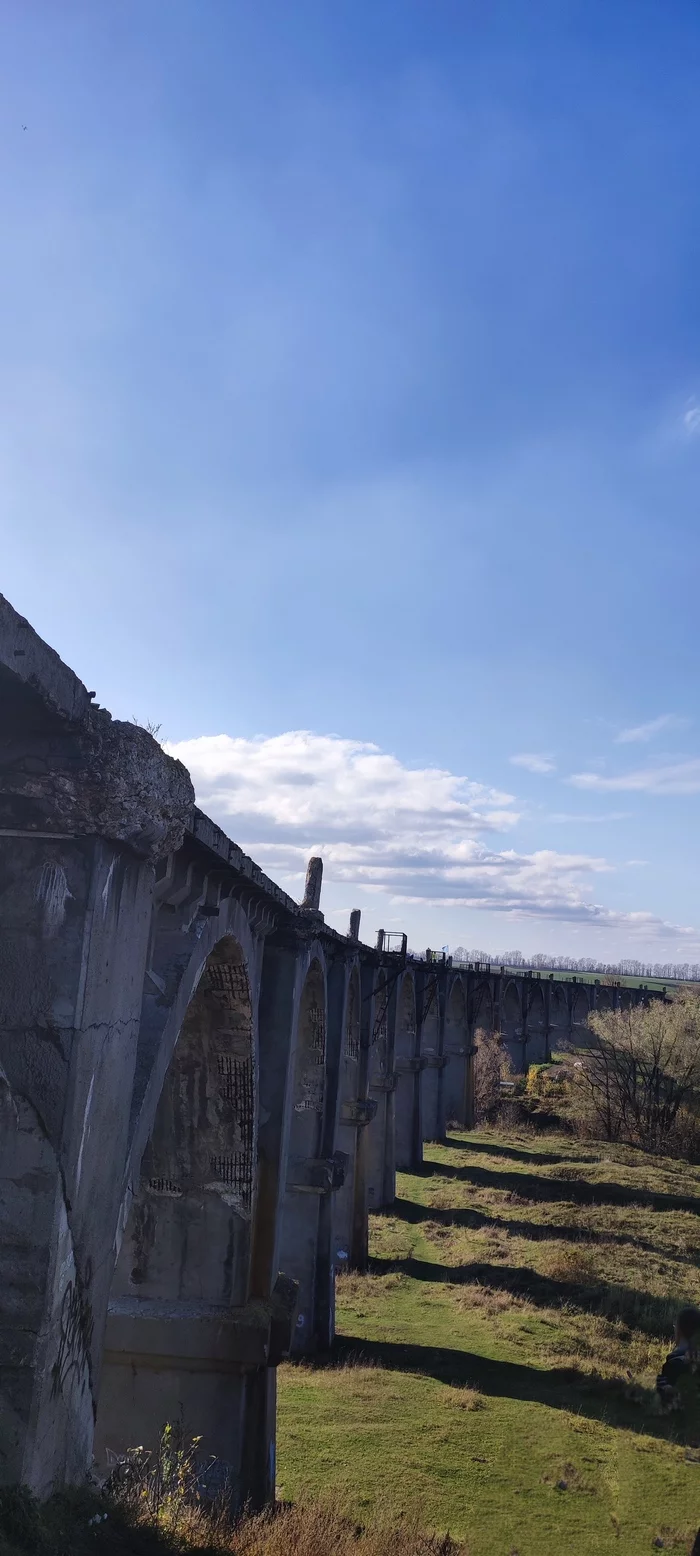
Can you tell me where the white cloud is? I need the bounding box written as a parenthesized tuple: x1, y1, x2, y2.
(509, 752, 556, 774)
(683, 398, 700, 439)
(570, 760, 700, 796)
(165, 730, 700, 946)
(546, 811, 631, 824)
(616, 713, 689, 744)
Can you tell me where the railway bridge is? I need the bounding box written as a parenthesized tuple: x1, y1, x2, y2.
(0, 596, 654, 1505)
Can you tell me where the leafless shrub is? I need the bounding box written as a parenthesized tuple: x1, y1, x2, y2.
(473, 1029, 512, 1123)
(570, 992, 700, 1157)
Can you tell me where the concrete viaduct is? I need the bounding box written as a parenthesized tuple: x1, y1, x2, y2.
(0, 596, 653, 1506)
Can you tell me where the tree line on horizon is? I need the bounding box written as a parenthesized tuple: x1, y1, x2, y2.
(450, 948, 700, 981)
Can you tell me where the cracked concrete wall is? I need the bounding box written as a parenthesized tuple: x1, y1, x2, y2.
(0, 834, 156, 1494)
(0, 606, 195, 1496)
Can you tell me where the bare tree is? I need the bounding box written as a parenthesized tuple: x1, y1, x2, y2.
(473, 1029, 512, 1124)
(571, 992, 700, 1154)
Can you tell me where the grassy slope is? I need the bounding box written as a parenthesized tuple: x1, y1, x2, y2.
(277, 1130, 700, 1556)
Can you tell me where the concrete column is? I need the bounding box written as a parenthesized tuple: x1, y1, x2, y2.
(277, 952, 345, 1356)
(367, 965, 399, 1206)
(350, 962, 375, 1268)
(0, 835, 154, 1494)
(314, 957, 347, 1349)
(250, 943, 300, 1301)
(394, 970, 419, 1172)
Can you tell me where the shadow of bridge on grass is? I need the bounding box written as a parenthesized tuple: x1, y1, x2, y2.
(438, 1135, 569, 1166)
(416, 1158, 700, 1217)
(369, 1253, 676, 1338)
(388, 1196, 700, 1268)
(308, 1334, 694, 1444)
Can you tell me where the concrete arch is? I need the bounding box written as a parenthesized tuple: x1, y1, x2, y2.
(596, 985, 613, 1012)
(128, 895, 261, 1182)
(96, 928, 258, 1492)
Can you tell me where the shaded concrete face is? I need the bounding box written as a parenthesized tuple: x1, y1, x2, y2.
(95, 938, 259, 1494)
(333, 968, 361, 1272)
(0, 832, 156, 1495)
(443, 981, 469, 1127)
(501, 981, 523, 1070)
(278, 958, 328, 1353)
(365, 965, 396, 1215)
(549, 983, 569, 1043)
(420, 974, 442, 1144)
(394, 974, 417, 1171)
(526, 984, 547, 1063)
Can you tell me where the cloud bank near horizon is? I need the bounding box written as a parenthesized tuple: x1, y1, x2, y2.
(165, 730, 699, 952)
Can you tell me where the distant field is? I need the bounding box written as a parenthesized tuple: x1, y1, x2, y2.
(277, 1130, 700, 1556)
(455, 964, 691, 992)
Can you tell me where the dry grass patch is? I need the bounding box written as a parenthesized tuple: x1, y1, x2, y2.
(0, 1490, 467, 1556)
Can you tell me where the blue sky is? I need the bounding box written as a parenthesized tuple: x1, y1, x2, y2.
(2, 1, 700, 958)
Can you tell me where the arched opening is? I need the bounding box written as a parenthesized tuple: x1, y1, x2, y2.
(95, 935, 255, 1489)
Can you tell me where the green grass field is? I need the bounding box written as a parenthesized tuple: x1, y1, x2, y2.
(277, 1130, 700, 1555)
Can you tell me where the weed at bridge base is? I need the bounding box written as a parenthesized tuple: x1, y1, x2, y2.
(0, 1486, 466, 1556)
(277, 1129, 700, 1556)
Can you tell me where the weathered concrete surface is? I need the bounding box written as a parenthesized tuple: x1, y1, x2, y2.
(0, 596, 661, 1501)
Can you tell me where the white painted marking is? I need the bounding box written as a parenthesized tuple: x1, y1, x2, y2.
(35, 863, 72, 936)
